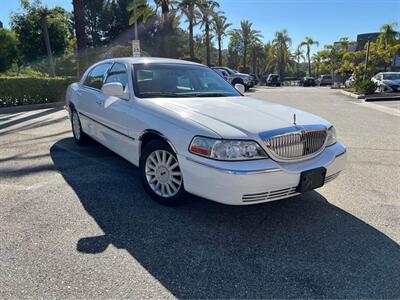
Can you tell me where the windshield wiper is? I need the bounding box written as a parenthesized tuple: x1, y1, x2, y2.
(193, 93, 230, 97)
(139, 92, 192, 98)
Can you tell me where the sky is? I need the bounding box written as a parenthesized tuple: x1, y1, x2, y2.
(1, 0, 399, 54)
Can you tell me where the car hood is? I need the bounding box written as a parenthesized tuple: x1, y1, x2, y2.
(383, 79, 400, 85)
(146, 96, 330, 139)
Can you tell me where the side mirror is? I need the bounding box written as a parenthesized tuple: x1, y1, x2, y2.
(102, 82, 125, 99)
(234, 83, 245, 94)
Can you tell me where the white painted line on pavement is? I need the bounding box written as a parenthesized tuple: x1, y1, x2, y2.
(353, 101, 400, 118)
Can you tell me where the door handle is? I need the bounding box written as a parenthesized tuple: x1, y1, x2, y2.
(96, 100, 103, 106)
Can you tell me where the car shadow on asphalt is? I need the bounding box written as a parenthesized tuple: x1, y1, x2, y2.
(50, 138, 400, 299)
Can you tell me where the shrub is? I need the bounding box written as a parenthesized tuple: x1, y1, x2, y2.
(354, 80, 377, 95)
(0, 76, 76, 107)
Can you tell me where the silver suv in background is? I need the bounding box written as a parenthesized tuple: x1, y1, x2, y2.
(212, 67, 253, 91)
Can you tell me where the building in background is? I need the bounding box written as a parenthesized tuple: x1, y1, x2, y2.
(356, 32, 400, 71)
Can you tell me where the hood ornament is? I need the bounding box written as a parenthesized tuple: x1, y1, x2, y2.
(293, 113, 297, 125)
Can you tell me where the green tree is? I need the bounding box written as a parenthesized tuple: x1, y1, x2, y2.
(293, 47, 305, 75)
(72, 0, 88, 74)
(10, 3, 71, 64)
(127, 0, 155, 32)
(272, 29, 291, 79)
(379, 22, 399, 47)
(101, 0, 130, 44)
(199, 0, 219, 65)
(179, 0, 201, 59)
(0, 29, 20, 72)
(231, 20, 262, 69)
(248, 42, 263, 76)
(299, 36, 319, 76)
(213, 14, 230, 66)
(227, 30, 241, 69)
(154, 0, 179, 58)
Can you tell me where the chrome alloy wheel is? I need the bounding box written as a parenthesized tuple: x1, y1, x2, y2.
(72, 111, 81, 140)
(145, 150, 183, 197)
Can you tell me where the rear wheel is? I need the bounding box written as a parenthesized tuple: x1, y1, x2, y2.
(140, 140, 186, 206)
(71, 108, 89, 145)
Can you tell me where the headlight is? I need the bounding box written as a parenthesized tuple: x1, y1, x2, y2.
(326, 126, 337, 146)
(189, 136, 268, 160)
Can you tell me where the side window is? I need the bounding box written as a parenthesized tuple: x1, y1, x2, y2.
(84, 63, 112, 90)
(105, 63, 129, 89)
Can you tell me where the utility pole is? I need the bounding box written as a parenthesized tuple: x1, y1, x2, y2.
(40, 12, 56, 77)
(363, 39, 371, 80)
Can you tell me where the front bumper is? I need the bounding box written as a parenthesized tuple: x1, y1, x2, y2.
(178, 142, 346, 205)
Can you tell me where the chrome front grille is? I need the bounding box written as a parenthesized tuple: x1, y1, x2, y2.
(262, 125, 327, 161)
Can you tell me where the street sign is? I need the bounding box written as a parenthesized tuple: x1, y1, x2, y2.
(132, 40, 141, 57)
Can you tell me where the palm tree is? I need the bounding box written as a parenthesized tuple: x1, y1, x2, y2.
(213, 14, 230, 66)
(154, 0, 178, 57)
(232, 20, 262, 69)
(299, 36, 319, 76)
(198, 0, 219, 65)
(248, 42, 263, 76)
(127, 0, 154, 37)
(179, 0, 201, 59)
(272, 29, 292, 80)
(312, 52, 322, 77)
(72, 0, 87, 74)
(293, 47, 305, 74)
(379, 22, 399, 47)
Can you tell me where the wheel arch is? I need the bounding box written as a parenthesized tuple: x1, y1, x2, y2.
(139, 130, 178, 156)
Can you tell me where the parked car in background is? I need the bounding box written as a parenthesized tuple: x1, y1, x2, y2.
(316, 74, 333, 86)
(213, 68, 232, 84)
(344, 75, 355, 88)
(371, 72, 400, 93)
(212, 67, 253, 90)
(66, 57, 346, 206)
(249, 73, 259, 86)
(300, 77, 316, 87)
(266, 74, 281, 86)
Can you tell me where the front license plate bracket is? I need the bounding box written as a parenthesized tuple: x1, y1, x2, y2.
(297, 167, 326, 193)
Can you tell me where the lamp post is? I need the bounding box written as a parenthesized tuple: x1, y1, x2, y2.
(363, 39, 371, 80)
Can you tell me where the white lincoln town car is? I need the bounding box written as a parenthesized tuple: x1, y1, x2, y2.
(66, 57, 346, 205)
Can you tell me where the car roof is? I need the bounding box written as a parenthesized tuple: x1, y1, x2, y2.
(96, 57, 204, 66)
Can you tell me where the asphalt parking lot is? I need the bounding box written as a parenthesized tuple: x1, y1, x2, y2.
(1, 86, 399, 298)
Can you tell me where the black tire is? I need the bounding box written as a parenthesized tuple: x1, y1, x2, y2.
(70, 108, 89, 145)
(139, 140, 187, 206)
(232, 78, 244, 86)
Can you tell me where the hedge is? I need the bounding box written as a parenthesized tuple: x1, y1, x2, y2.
(0, 76, 77, 107)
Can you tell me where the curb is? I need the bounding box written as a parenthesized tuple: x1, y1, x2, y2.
(0, 101, 65, 114)
(340, 90, 400, 101)
(365, 95, 400, 101)
(340, 90, 365, 99)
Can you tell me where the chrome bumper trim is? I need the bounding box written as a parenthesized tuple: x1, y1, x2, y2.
(185, 157, 281, 175)
(335, 148, 346, 158)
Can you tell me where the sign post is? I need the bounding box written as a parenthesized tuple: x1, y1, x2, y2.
(132, 40, 141, 57)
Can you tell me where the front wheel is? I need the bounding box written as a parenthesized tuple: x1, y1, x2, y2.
(140, 140, 187, 206)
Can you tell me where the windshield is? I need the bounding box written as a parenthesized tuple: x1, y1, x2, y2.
(383, 73, 400, 80)
(133, 63, 241, 98)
